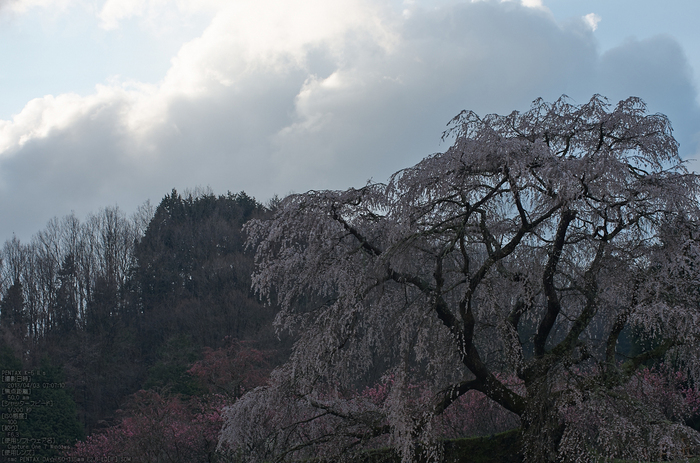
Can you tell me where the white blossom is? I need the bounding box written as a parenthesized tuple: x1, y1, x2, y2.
(222, 95, 700, 462)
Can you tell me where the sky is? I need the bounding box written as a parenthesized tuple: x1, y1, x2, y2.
(0, 0, 699, 242)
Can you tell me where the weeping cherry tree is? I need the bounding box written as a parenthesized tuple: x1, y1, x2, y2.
(220, 96, 700, 462)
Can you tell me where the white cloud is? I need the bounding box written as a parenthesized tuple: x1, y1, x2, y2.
(2, 0, 76, 13)
(471, 0, 545, 10)
(520, 0, 543, 9)
(0, 84, 157, 157)
(0, 0, 698, 242)
(583, 12, 601, 31)
(98, 0, 151, 29)
(0, 0, 393, 153)
(97, 0, 225, 32)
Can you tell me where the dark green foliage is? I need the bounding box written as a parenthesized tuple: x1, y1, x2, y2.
(18, 358, 84, 458)
(0, 348, 83, 459)
(86, 275, 120, 335)
(53, 253, 78, 334)
(443, 430, 522, 463)
(0, 188, 292, 442)
(310, 430, 523, 463)
(1, 279, 25, 337)
(0, 342, 22, 370)
(67, 325, 146, 435)
(0, 344, 23, 459)
(688, 414, 700, 432)
(142, 334, 206, 396)
(133, 189, 277, 354)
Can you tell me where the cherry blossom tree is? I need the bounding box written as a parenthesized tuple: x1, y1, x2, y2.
(221, 95, 700, 462)
(187, 338, 272, 398)
(65, 339, 271, 462)
(66, 390, 225, 462)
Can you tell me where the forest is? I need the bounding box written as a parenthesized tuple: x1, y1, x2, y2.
(0, 188, 290, 461)
(2, 96, 700, 462)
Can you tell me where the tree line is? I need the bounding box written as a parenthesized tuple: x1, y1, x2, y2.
(0, 188, 286, 453)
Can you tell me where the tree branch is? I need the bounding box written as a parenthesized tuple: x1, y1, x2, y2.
(330, 204, 383, 257)
(550, 240, 605, 357)
(534, 209, 576, 356)
(605, 310, 630, 365)
(468, 202, 562, 298)
(605, 280, 640, 366)
(433, 379, 481, 415)
(506, 298, 527, 373)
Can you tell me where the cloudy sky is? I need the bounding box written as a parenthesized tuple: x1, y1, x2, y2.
(0, 0, 699, 242)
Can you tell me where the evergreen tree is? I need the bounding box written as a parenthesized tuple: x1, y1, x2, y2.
(133, 189, 274, 352)
(0, 279, 25, 339)
(53, 253, 78, 334)
(0, 347, 83, 459)
(21, 358, 84, 458)
(86, 275, 118, 335)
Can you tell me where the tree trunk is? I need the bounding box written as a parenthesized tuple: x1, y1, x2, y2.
(520, 378, 565, 462)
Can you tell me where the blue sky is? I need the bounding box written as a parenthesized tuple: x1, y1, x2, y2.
(0, 0, 698, 241)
